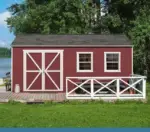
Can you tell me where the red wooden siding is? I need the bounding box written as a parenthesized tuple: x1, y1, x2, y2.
(12, 47, 132, 92)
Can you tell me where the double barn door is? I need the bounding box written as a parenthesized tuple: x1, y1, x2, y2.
(23, 50, 63, 91)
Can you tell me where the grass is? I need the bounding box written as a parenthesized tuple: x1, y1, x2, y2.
(0, 84, 4, 87)
(0, 82, 149, 128)
(0, 101, 150, 127)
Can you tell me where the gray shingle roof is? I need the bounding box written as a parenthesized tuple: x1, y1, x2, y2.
(12, 34, 132, 47)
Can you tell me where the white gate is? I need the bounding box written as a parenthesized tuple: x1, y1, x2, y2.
(23, 50, 63, 91)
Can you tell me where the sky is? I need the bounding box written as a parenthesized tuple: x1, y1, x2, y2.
(0, 0, 22, 48)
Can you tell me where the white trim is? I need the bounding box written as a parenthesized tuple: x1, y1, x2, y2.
(132, 47, 133, 74)
(67, 94, 143, 97)
(46, 70, 60, 72)
(60, 51, 64, 91)
(26, 70, 39, 72)
(91, 79, 94, 98)
(66, 76, 146, 79)
(23, 51, 27, 92)
(42, 52, 45, 91)
(23, 50, 63, 53)
(143, 78, 146, 99)
(76, 52, 93, 72)
(23, 50, 64, 91)
(66, 79, 68, 96)
(116, 79, 120, 98)
(66, 96, 144, 100)
(104, 52, 121, 72)
(24, 89, 63, 92)
(11, 48, 13, 92)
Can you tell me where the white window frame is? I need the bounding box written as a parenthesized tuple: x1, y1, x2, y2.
(76, 52, 93, 72)
(104, 52, 121, 72)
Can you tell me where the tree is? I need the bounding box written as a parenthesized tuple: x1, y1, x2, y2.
(129, 8, 150, 77)
(7, 0, 96, 34)
(94, 0, 150, 34)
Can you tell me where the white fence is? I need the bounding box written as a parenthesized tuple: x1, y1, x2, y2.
(66, 75, 147, 100)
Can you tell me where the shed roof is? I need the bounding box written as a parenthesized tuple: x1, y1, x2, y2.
(12, 34, 132, 47)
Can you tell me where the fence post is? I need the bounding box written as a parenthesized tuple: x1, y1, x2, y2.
(143, 78, 146, 99)
(66, 78, 68, 99)
(116, 79, 120, 99)
(91, 79, 94, 99)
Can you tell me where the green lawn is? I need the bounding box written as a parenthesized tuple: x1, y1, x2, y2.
(0, 82, 149, 128)
(0, 84, 4, 87)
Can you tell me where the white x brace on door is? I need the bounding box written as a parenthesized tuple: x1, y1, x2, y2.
(23, 50, 63, 91)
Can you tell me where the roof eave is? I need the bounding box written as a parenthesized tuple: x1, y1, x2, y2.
(12, 44, 132, 48)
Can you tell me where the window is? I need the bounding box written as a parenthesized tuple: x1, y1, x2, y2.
(77, 52, 93, 72)
(104, 52, 120, 72)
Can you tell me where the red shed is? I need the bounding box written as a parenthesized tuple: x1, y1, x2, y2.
(11, 35, 146, 100)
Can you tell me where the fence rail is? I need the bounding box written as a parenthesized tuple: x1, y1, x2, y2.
(66, 75, 147, 100)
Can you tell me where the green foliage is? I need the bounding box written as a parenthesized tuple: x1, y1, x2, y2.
(54, 99, 146, 105)
(129, 9, 150, 76)
(0, 102, 150, 127)
(0, 48, 11, 58)
(7, 0, 96, 34)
